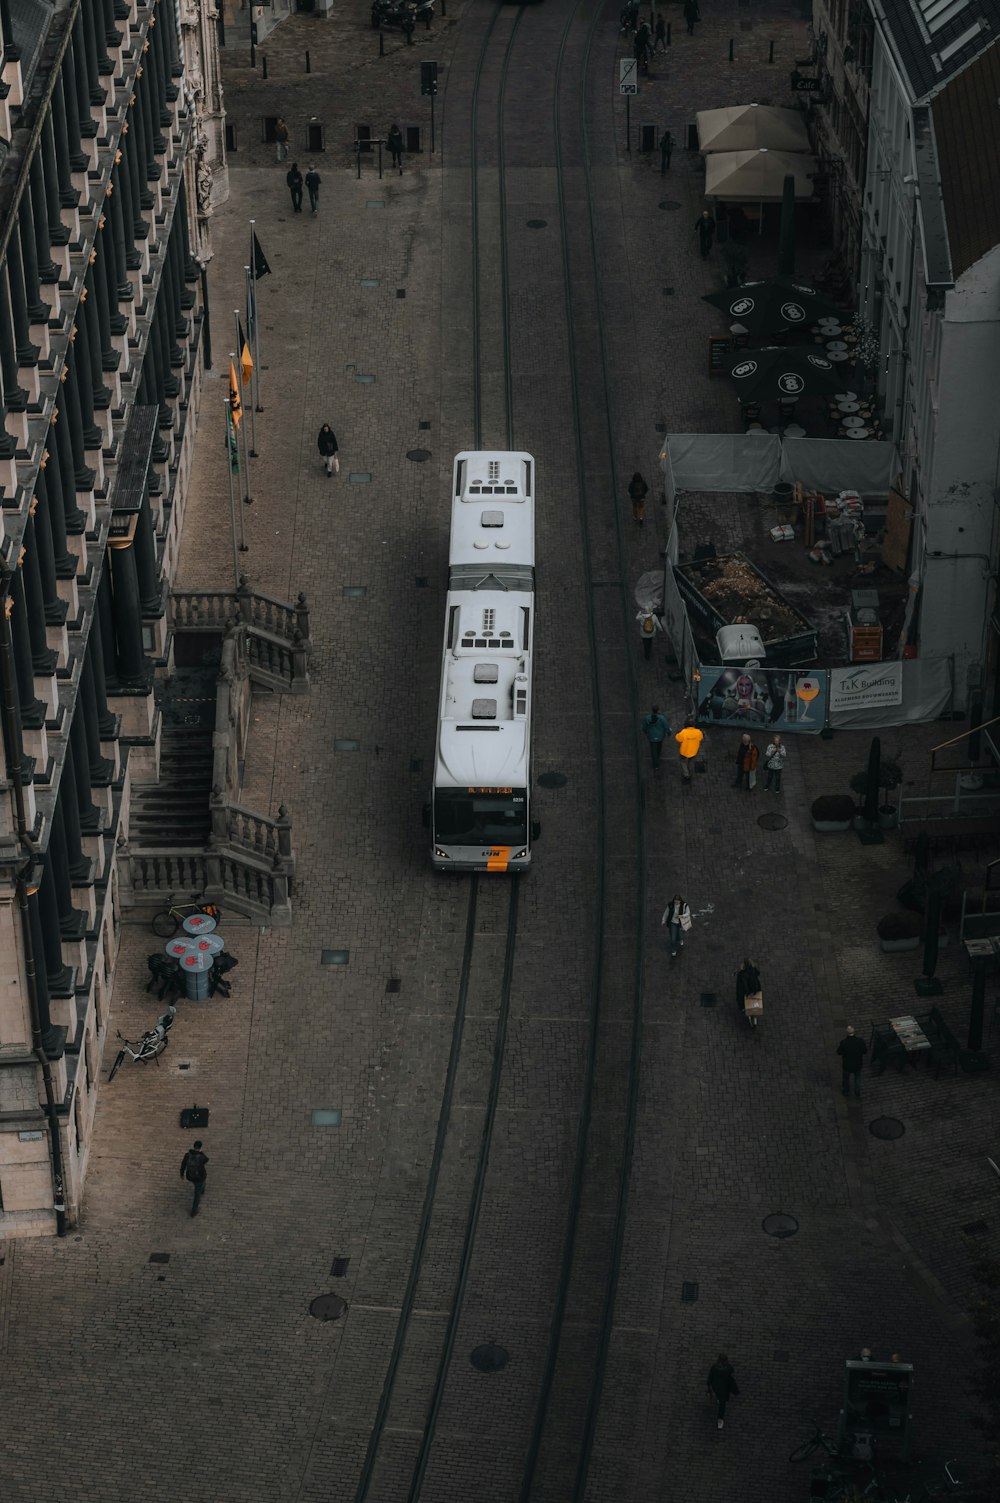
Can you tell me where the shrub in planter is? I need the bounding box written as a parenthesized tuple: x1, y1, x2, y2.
(811, 795, 855, 831)
(877, 911, 921, 952)
(850, 759, 904, 798)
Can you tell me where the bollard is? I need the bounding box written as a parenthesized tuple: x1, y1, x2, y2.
(250, 40, 256, 66)
(305, 47, 311, 72)
(768, 38, 774, 61)
(440, 0, 445, 12)
(355, 140, 361, 179)
(728, 36, 734, 59)
(666, 19, 671, 43)
(379, 28, 384, 54)
(262, 53, 268, 78)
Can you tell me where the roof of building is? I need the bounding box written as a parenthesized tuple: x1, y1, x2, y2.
(878, 0, 1000, 99)
(8, 0, 57, 99)
(929, 39, 1000, 278)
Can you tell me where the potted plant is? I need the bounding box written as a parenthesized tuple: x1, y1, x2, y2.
(877, 911, 921, 953)
(811, 795, 855, 832)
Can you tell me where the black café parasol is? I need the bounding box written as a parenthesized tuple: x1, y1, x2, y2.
(704, 277, 845, 336)
(723, 345, 845, 403)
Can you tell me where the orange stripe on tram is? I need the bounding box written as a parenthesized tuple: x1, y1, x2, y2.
(486, 847, 511, 873)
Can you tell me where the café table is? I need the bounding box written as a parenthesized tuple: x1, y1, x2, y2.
(890, 1014, 933, 1055)
(827, 350, 850, 362)
(847, 427, 872, 439)
(784, 423, 806, 438)
(842, 415, 865, 429)
(819, 318, 841, 330)
(182, 912, 217, 936)
(834, 391, 857, 404)
(838, 400, 860, 414)
(826, 340, 848, 352)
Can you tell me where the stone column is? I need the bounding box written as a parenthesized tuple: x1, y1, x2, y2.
(58, 345, 96, 487)
(69, 708, 100, 832)
(176, 179, 200, 282)
(79, 275, 112, 412)
(98, 211, 129, 329)
(146, 24, 170, 147)
(58, 59, 90, 170)
(100, 0, 122, 54)
(135, 74, 159, 190)
(0, 272, 28, 421)
(108, 540, 152, 686)
(6, 241, 41, 365)
(17, 201, 51, 324)
(27, 888, 61, 1046)
(51, 405, 87, 528)
(96, 568, 120, 692)
(84, 0, 114, 76)
(133, 491, 161, 614)
(51, 71, 84, 192)
(146, 310, 174, 417)
(10, 565, 46, 727)
(74, 4, 107, 105)
(170, 225, 196, 312)
(162, 256, 186, 358)
(38, 450, 79, 577)
(111, 160, 142, 274)
(90, 246, 122, 366)
(25, 503, 67, 626)
(80, 651, 115, 779)
(41, 116, 73, 241)
(34, 869, 74, 995)
(19, 527, 57, 672)
(88, 598, 118, 734)
(153, 301, 179, 399)
(28, 156, 60, 284)
(57, 749, 92, 881)
(128, 92, 155, 212)
(68, 326, 101, 450)
(47, 799, 87, 935)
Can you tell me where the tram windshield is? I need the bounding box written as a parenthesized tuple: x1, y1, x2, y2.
(434, 788, 528, 846)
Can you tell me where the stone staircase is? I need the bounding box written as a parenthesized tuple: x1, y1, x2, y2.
(129, 668, 216, 849)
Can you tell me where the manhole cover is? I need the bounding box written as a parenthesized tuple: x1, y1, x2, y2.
(662, 286, 675, 295)
(700, 992, 717, 1007)
(762, 1213, 799, 1239)
(659, 200, 681, 210)
(309, 1293, 347, 1321)
(538, 771, 567, 788)
(406, 449, 431, 462)
(470, 1343, 509, 1372)
(526, 219, 547, 229)
(758, 813, 788, 831)
(869, 1116, 905, 1140)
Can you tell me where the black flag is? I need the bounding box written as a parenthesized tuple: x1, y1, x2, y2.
(252, 232, 271, 279)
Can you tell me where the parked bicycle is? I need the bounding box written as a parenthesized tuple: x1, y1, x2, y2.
(108, 1007, 176, 1081)
(151, 893, 220, 939)
(790, 1421, 842, 1464)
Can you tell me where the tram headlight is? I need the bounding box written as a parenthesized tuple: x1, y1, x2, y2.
(433, 848, 451, 859)
(512, 848, 527, 860)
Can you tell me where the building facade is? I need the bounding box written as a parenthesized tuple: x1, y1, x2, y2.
(860, 0, 1000, 710)
(811, 0, 876, 281)
(0, 0, 222, 1231)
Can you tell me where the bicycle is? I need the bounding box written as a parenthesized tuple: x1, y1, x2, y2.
(790, 1421, 842, 1463)
(151, 893, 221, 939)
(108, 1007, 176, 1081)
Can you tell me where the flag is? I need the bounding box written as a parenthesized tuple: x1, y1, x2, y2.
(228, 358, 242, 428)
(246, 275, 257, 342)
(237, 318, 252, 385)
(252, 232, 271, 278)
(225, 405, 240, 474)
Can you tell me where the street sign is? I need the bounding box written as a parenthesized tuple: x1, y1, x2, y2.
(619, 58, 638, 95)
(790, 70, 820, 90)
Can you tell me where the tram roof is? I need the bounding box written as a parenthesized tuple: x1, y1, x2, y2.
(435, 592, 532, 788)
(450, 451, 535, 572)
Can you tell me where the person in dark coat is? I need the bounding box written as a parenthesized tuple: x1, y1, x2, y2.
(695, 208, 715, 257)
(707, 1355, 739, 1429)
(659, 128, 674, 174)
(633, 27, 649, 66)
(628, 471, 650, 524)
(837, 1025, 868, 1098)
(734, 732, 759, 790)
(735, 958, 762, 1027)
(305, 167, 321, 215)
(180, 1140, 209, 1217)
(653, 12, 667, 50)
(683, 0, 700, 33)
(317, 423, 339, 476)
(387, 123, 404, 173)
(286, 162, 304, 214)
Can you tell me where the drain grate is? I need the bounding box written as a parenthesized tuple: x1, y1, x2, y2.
(334, 740, 359, 752)
(758, 813, 789, 831)
(321, 950, 349, 966)
(386, 978, 401, 993)
(869, 1117, 905, 1141)
(700, 992, 717, 1007)
(526, 219, 547, 229)
(538, 771, 567, 788)
(470, 1343, 509, 1372)
(149, 1252, 170, 1264)
(681, 1281, 698, 1302)
(962, 1220, 989, 1236)
(309, 1293, 347, 1321)
(407, 449, 431, 462)
(343, 586, 367, 599)
(659, 200, 681, 210)
(331, 1256, 350, 1276)
(762, 1213, 799, 1239)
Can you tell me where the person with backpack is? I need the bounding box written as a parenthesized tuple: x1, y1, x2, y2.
(707, 1354, 740, 1429)
(659, 128, 674, 174)
(387, 123, 405, 174)
(275, 117, 290, 163)
(286, 162, 304, 214)
(305, 167, 322, 215)
(628, 471, 650, 524)
(180, 1140, 209, 1217)
(641, 705, 672, 770)
(317, 423, 339, 477)
(661, 893, 692, 958)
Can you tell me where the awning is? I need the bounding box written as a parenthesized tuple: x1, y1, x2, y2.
(704, 148, 817, 201)
(696, 104, 811, 154)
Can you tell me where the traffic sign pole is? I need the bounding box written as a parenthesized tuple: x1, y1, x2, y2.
(626, 94, 631, 153)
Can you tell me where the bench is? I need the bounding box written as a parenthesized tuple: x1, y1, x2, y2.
(902, 817, 1000, 860)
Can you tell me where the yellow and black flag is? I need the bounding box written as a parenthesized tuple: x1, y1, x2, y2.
(229, 358, 242, 428)
(237, 318, 253, 386)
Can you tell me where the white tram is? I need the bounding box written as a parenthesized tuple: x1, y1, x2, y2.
(429, 451, 537, 873)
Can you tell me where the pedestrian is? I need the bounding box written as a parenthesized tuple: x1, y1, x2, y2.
(387, 122, 404, 173)
(275, 117, 290, 163)
(764, 733, 787, 792)
(305, 167, 321, 215)
(837, 1024, 868, 1098)
(180, 1139, 209, 1217)
(654, 12, 667, 50)
(707, 1355, 740, 1430)
(633, 29, 649, 67)
(733, 732, 759, 790)
(637, 609, 664, 660)
(628, 471, 649, 524)
(636, 18, 651, 58)
(675, 721, 703, 781)
(695, 208, 715, 257)
(661, 892, 691, 957)
(286, 162, 304, 214)
(317, 423, 339, 477)
(735, 957, 762, 1027)
(683, 0, 700, 32)
(659, 128, 673, 174)
(641, 704, 672, 769)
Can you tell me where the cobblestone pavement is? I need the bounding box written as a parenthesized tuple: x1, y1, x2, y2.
(1, 1, 996, 1500)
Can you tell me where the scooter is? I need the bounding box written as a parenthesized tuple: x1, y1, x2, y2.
(108, 1006, 177, 1081)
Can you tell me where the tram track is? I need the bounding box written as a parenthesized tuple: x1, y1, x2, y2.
(349, 0, 648, 1495)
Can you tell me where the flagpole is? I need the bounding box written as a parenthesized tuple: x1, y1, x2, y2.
(249, 221, 264, 412)
(245, 264, 261, 423)
(225, 400, 240, 589)
(241, 278, 258, 458)
(231, 335, 254, 509)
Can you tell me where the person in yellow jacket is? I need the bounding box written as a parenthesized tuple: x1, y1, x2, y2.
(675, 721, 704, 782)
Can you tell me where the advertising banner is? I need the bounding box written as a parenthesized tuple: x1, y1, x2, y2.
(829, 663, 903, 718)
(695, 666, 827, 734)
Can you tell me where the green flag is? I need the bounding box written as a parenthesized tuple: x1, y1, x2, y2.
(226, 405, 240, 474)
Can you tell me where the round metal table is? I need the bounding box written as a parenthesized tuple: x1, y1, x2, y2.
(847, 427, 871, 440)
(834, 391, 857, 404)
(826, 350, 850, 362)
(165, 938, 217, 1000)
(182, 912, 217, 936)
(837, 401, 860, 414)
(842, 415, 865, 429)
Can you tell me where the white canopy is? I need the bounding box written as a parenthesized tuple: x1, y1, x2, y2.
(696, 104, 811, 154)
(704, 148, 817, 201)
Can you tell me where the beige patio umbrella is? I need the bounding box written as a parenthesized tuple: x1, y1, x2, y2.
(696, 104, 811, 153)
(704, 148, 817, 201)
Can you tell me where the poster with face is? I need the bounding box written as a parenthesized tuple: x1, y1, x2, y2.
(696, 668, 827, 733)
